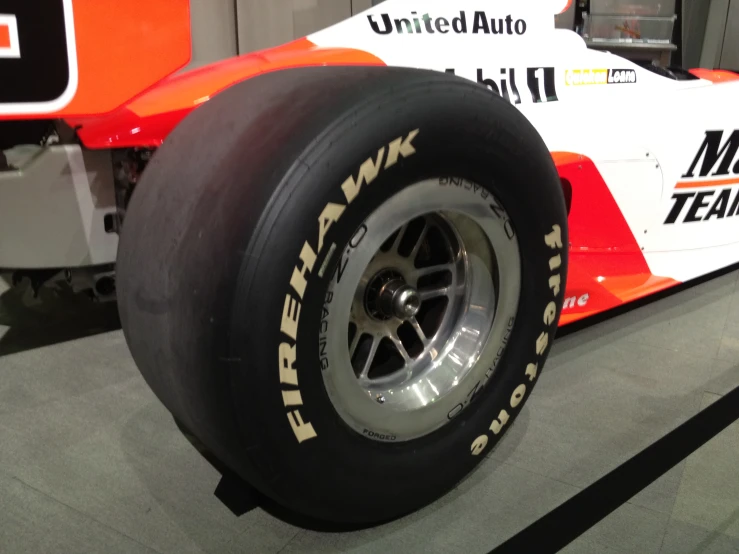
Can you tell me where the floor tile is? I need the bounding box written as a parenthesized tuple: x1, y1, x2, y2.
(491, 332, 707, 503)
(721, 273, 739, 329)
(1, 255, 739, 553)
(0, 335, 298, 554)
(671, 393, 739, 542)
(659, 518, 739, 554)
(0, 472, 155, 554)
(575, 271, 737, 360)
(560, 502, 669, 554)
(718, 324, 739, 364)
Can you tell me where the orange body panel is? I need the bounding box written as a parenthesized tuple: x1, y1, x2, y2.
(676, 176, 739, 189)
(0, 24, 10, 49)
(557, 0, 574, 14)
(125, 38, 385, 119)
(71, 38, 386, 148)
(689, 69, 739, 83)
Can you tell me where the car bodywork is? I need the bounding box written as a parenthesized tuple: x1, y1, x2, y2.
(2, 0, 739, 324)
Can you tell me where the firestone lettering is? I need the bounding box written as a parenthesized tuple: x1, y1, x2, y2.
(562, 293, 589, 310)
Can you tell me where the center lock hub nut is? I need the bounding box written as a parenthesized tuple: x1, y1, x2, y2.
(379, 281, 421, 320)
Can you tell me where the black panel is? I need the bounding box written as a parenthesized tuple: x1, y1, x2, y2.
(0, 0, 70, 104)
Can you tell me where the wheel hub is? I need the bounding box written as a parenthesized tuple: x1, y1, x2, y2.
(365, 270, 421, 321)
(387, 283, 421, 320)
(320, 178, 523, 442)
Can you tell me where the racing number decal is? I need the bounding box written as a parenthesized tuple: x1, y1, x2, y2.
(527, 67, 558, 103)
(0, 0, 78, 114)
(447, 67, 559, 105)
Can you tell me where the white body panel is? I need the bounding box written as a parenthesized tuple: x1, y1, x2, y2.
(307, 0, 739, 285)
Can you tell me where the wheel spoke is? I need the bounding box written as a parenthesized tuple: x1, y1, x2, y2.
(409, 221, 429, 262)
(349, 331, 362, 359)
(419, 285, 451, 302)
(409, 317, 429, 345)
(358, 335, 381, 380)
(411, 263, 455, 281)
(389, 332, 412, 364)
(390, 223, 408, 253)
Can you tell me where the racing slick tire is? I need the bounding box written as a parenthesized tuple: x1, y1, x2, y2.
(116, 65, 569, 525)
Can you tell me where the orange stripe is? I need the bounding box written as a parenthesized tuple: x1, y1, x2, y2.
(0, 25, 10, 49)
(689, 68, 739, 83)
(551, 151, 584, 166)
(557, 0, 574, 14)
(675, 176, 739, 189)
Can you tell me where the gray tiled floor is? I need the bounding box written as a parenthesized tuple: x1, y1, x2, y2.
(1, 269, 739, 553)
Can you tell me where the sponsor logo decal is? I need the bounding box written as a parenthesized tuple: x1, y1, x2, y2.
(446, 67, 558, 105)
(0, 0, 78, 115)
(368, 11, 527, 36)
(664, 187, 739, 224)
(665, 130, 739, 224)
(470, 224, 563, 456)
(0, 14, 20, 58)
(279, 129, 420, 443)
(565, 68, 637, 86)
(562, 293, 589, 310)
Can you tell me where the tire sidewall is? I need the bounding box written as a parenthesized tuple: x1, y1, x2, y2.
(228, 82, 568, 521)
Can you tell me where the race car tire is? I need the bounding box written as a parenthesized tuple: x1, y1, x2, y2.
(116, 65, 569, 525)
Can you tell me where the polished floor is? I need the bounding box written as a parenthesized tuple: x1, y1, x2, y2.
(2, 267, 739, 554)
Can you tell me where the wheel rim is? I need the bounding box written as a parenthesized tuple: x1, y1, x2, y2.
(321, 178, 522, 442)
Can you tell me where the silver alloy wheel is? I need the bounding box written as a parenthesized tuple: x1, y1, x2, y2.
(321, 179, 522, 442)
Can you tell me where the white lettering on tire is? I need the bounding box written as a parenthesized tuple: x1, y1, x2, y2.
(471, 224, 563, 455)
(471, 434, 489, 455)
(277, 129, 420, 443)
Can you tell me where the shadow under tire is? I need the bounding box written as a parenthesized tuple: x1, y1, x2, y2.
(116, 65, 569, 524)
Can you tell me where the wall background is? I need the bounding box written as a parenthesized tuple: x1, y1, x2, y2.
(187, 0, 373, 69)
(186, 0, 739, 71)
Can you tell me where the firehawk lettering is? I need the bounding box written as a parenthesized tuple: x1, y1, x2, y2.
(279, 129, 420, 443)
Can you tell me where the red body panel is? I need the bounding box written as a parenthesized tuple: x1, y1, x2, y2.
(70, 38, 385, 149)
(688, 68, 739, 83)
(554, 153, 679, 325)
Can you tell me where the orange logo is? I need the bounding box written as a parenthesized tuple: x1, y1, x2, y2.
(0, 25, 10, 48)
(0, 15, 20, 58)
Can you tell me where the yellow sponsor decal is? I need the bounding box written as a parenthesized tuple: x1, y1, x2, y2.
(565, 68, 608, 86)
(565, 68, 637, 86)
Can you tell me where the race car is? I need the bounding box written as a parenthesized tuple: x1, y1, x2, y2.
(2, 0, 739, 525)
